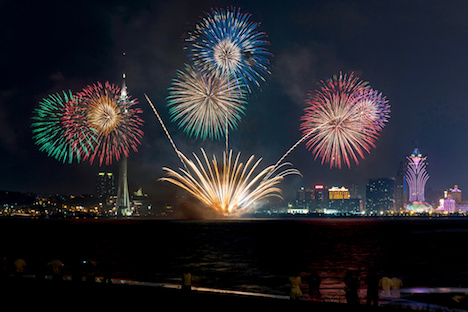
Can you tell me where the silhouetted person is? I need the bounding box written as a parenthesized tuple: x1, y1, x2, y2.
(307, 270, 322, 301)
(391, 277, 403, 297)
(182, 270, 192, 292)
(48, 259, 63, 282)
(13, 258, 26, 280)
(344, 270, 359, 304)
(289, 273, 303, 301)
(365, 270, 379, 306)
(379, 276, 393, 297)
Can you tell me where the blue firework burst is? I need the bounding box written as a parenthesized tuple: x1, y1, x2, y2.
(184, 7, 271, 92)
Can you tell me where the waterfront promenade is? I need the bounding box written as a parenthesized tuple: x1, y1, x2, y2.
(2, 276, 468, 311)
(0, 277, 398, 311)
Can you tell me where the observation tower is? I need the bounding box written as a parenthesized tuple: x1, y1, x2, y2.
(405, 148, 432, 212)
(116, 73, 132, 216)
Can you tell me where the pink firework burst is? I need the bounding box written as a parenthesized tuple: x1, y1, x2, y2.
(63, 81, 144, 166)
(61, 94, 97, 161)
(300, 73, 389, 169)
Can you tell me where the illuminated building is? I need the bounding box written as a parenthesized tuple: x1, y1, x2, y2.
(326, 186, 361, 214)
(443, 198, 456, 213)
(329, 186, 350, 199)
(295, 187, 312, 211)
(287, 204, 309, 214)
(132, 187, 152, 216)
(326, 198, 361, 214)
(96, 172, 115, 198)
(406, 148, 428, 202)
(290, 185, 329, 213)
(436, 197, 456, 214)
(366, 178, 395, 213)
(438, 185, 463, 214)
(447, 185, 462, 204)
(312, 185, 328, 213)
(405, 148, 432, 212)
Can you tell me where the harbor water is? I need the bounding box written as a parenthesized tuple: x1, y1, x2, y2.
(2, 217, 468, 299)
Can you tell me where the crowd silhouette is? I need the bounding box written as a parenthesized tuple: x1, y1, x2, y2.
(0, 255, 107, 284)
(1, 253, 411, 307)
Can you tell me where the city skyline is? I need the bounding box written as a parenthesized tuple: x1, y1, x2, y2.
(2, 0, 468, 206)
(1, 162, 465, 218)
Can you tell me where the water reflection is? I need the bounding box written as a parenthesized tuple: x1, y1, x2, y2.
(1, 218, 468, 295)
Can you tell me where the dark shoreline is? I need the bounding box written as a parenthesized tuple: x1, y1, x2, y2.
(0, 278, 400, 311)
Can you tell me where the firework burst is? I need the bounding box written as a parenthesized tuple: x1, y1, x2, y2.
(145, 94, 300, 216)
(160, 148, 300, 216)
(184, 7, 271, 92)
(167, 64, 247, 140)
(61, 95, 97, 160)
(64, 81, 144, 165)
(32, 90, 88, 163)
(299, 72, 390, 168)
(352, 88, 390, 131)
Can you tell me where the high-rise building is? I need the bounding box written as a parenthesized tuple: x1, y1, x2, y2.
(327, 186, 361, 214)
(405, 148, 432, 212)
(312, 185, 328, 213)
(348, 183, 361, 199)
(366, 178, 395, 213)
(406, 148, 429, 202)
(395, 161, 405, 212)
(96, 172, 115, 198)
(295, 187, 313, 210)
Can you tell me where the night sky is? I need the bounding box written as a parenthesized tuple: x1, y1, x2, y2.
(2, 0, 468, 204)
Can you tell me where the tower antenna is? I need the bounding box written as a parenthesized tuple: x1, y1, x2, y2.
(116, 52, 131, 216)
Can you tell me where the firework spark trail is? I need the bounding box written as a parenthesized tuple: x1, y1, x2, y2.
(265, 126, 320, 180)
(145, 94, 187, 168)
(160, 148, 300, 216)
(225, 115, 229, 155)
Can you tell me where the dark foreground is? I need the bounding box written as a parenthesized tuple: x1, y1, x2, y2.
(1, 279, 404, 311)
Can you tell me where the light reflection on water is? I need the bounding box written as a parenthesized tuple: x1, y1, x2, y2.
(2, 217, 468, 296)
